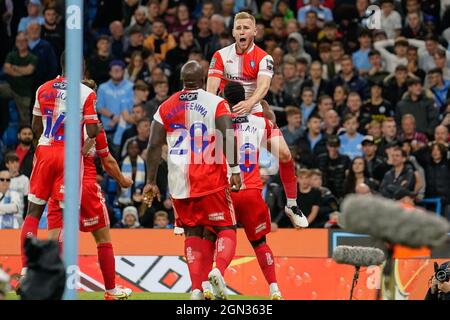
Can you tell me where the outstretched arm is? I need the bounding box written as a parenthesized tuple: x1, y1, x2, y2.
(101, 153, 133, 188)
(233, 75, 272, 115)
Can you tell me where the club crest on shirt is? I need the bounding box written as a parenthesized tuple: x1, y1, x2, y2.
(250, 60, 255, 69)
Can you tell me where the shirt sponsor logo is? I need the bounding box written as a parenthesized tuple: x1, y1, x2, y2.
(255, 222, 267, 234)
(52, 81, 67, 90)
(226, 59, 234, 64)
(232, 116, 249, 124)
(82, 217, 99, 227)
(179, 92, 198, 101)
(208, 212, 225, 221)
(225, 74, 254, 82)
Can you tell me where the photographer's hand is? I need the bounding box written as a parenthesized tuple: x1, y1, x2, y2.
(438, 280, 450, 294)
(431, 276, 439, 294)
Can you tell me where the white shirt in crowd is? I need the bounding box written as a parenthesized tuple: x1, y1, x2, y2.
(0, 189, 22, 229)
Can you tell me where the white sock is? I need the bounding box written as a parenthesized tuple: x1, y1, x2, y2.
(106, 287, 118, 294)
(269, 283, 279, 292)
(21, 267, 27, 276)
(287, 199, 297, 208)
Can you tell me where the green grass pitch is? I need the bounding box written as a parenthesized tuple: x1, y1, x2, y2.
(5, 292, 266, 300)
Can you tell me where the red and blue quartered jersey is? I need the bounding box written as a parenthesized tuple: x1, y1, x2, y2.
(154, 88, 232, 199)
(32, 76, 98, 146)
(208, 43, 274, 113)
(232, 114, 274, 190)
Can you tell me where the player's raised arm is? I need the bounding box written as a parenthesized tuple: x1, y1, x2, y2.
(206, 51, 224, 95)
(233, 74, 272, 115)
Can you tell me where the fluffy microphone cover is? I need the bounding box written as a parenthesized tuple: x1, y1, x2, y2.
(340, 194, 450, 248)
(333, 245, 385, 266)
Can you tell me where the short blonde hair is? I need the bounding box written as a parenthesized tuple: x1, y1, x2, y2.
(234, 12, 256, 25)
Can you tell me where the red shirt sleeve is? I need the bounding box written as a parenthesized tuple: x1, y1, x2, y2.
(215, 100, 231, 119)
(208, 51, 224, 78)
(83, 91, 99, 124)
(95, 128, 109, 158)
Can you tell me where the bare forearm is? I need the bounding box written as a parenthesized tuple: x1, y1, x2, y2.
(101, 154, 125, 184)
(307, 206, 319, 224)
(98, 108, 114, 118)
(206, 77, 221, 95)
(247, 78, 270, 105)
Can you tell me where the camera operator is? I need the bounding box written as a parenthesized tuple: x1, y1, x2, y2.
(425, 262, 450, 300)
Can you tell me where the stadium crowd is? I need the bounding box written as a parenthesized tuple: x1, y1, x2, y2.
(1, 0, 450, 230)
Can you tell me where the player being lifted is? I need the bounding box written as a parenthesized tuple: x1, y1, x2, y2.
(207, 12, 308, 228)
(143, 61, 241, 300)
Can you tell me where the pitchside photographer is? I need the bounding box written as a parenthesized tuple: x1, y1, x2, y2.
(425, 262, 450, 300)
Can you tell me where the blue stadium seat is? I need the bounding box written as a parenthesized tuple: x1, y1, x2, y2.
(1, 100, 19, 148)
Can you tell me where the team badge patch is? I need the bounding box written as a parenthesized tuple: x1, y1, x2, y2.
(250, 60, 255, 69)
(210, 57, 217, 69)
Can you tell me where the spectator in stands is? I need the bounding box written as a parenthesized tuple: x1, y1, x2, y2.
(282, 56, 303, 102)
(115, 206, 141, 228)
(300, 61, 330, 102)
(422, 143, 450, 220)
(210, 14, 226, 38)
(120, 104, 147, 153)
(280, 106, 304, 147)
(395, 78, 439, 138)
(284, 32, 312, 65)
(118, 140, 146, 208)
(26, 22, 57, 88)
(324, 41, 344, 80)
(398, 114, 429, 151)
(428, 68, 450, 112)
(383, 65, 409, 107)
(297, 113, 327, 167)
(125, 6, 151, 37)
(333, 84, 348, 117)
(0, 32, 37, 125)
(259, 169, 284, 229)
(377, 117, 398, 158)
(0, 170, 21, 229)
(123, 26, 148, 63)
(362, 135, 389, 183)
(367, 50, 390, 84)
(322, 109, 340, 138)
(401, 11, 427, 40)
(297, 0, 333, 27)
(143, 19, 176, 63)
(352, 30, 372, 76)
(401, 139, 425, 198)
(299, 87, 316, 127)
(331, 55, 369, 100)
(406, 46, 426, 83)
(318, 135, 351, 200)
(41, 6, 64, 62)
(296, 168, 321, 227)
(419, 35, 448, 73)
(97, 60, 134, 153)
(220, 0, 235, 30)
(343, 92, 371, 133)
(144, 78, 168, 120)
(379, 0, 402, 39)
(310, 169, 339, 228)
(339, 114, 364, 160)
(18, 0, 44, 32)
(194, 16, 217, 62)
(380, 146, 416, 198)
(374, 38, 411, 74)
(166, 30, 196, 90)
(367, 120, 383, 143)
(355, 182, 372, 195)
(313, 95, 334, 121)
(153, 210, 173, 229)
(124, 51, 147, 83)
(168, 3, 194, 41)
(87, 35, 114, 86)
(343, 156, 378, 196)
(121, 118, 150, 159)
(146, 0, 162, 26)
(362, 81, 394, 124)
(109, 20, 125, 60)
(199, 0, 215, 19)
(12, 125, 35, 178)
(433, 125, 449, 147)
(318, 21, 340, 47)
(265, 72, 295, 113)
(433, 50, 450, 81)
(4, 152, 28, 218)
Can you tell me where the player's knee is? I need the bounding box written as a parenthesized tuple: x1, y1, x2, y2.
(250, 236, 266, 248)
(184, 226, 204, 238)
